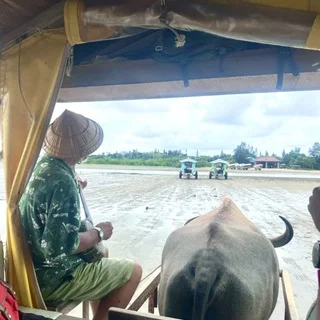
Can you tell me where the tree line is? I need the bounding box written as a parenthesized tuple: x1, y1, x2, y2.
(232, 142, 320, 169)
(85, 142, 320, 170)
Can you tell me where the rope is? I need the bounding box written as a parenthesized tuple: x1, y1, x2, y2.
(162, 22, 186, 48)
(158, 0, 186, 48)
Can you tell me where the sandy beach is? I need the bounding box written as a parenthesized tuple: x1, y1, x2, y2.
(1, 165, 320, 319)
(75, 167, 319, 319)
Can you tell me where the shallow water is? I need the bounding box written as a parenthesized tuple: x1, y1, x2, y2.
(73, 169, 320, 319)
(78, 167, 320, 180)
(1, 167, 319, 319)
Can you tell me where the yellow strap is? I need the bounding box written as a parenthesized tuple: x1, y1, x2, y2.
(306, 14, 320, 49)
(64, 0, 84, 45)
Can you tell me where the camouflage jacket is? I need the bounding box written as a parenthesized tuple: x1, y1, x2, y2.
(19, 154, 84, 297)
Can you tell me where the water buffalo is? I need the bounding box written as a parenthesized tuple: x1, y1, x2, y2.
(158, 198, 293, 320)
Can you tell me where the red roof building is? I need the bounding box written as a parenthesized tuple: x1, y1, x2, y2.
(254, 156, 281, 168)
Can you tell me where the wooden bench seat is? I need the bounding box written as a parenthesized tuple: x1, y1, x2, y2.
(19, 306, 62, 319)
(46, 300, 89, 319)
(110, 307, 179, 320)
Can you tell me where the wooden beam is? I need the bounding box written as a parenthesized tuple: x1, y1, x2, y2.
(59, 47, 320, 101)
(0, 1, 65, 52)
(82, 301, 90, 320)
(46, 301, 82, 314)
(56, 316, 84, 320)
(58, 71, 320, 102)
(109, 307, 179, 320)
(127, 267, 161, 312)
(62, 48, 320, 88)
(280, 270, 299, 320)
(0, 241, 4, 280)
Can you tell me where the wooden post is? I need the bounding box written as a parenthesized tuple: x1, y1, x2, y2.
(127, 267, 161, 312)
(280, 270, 299, 320)
(109, 307, 180, 320)
(154, 287, 158, 309)
(148, 291, 155, 314)
(83, 301, 90, 320)
(0, 241, 4, 280)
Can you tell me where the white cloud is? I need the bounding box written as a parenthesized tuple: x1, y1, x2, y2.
(53, 90, 320, 156)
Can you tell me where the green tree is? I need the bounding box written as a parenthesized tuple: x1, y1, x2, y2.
(309, 142, 320, 169)
(282, 147, 315, 169)
(294, 154, 315, 169)
(233, 142, 256, 163)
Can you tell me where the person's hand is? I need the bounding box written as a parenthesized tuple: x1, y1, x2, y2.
(308, 187, 320, 232)
(96, 222, 113, 240)
(76, 174, 88, 189)
(79, 179, 88, 189)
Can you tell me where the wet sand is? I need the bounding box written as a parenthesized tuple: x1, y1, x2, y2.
(79, 164, 320, 175)
(76, 168, 320, 319)
(78, 164, 320, 180)
(1, 166, 320, 319)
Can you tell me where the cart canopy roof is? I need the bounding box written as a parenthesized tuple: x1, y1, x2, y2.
(180, 158, 197, 164)
(2, 0, 320, 102)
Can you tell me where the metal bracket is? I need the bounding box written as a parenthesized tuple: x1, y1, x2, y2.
(181, 62, 189, 87)
(276, 47, 300, 90)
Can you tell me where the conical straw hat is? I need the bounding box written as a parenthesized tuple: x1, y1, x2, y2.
(43, 109, 104, 161)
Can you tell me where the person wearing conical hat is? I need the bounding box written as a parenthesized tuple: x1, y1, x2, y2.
(19, 110, 142, 320)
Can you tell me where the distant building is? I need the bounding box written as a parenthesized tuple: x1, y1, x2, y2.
(254, 156, 281, 168)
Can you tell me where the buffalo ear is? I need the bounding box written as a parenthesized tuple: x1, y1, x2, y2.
(184, 216, 198, 226)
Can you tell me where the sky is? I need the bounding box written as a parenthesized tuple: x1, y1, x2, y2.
(53, 90, 320, 157)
